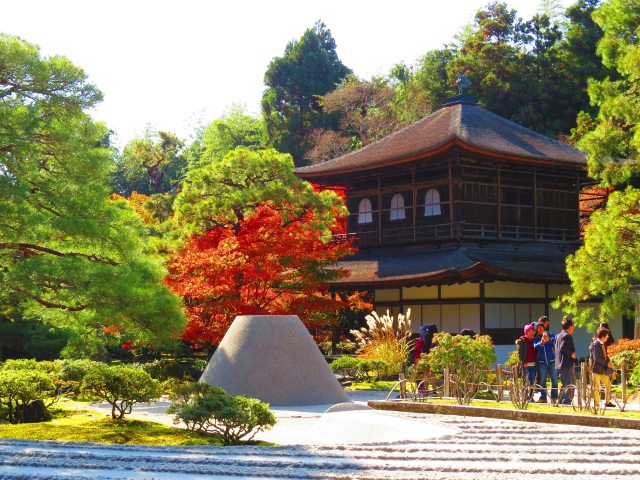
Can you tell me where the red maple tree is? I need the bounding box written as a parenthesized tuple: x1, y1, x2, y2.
(166, 205, 366, 347)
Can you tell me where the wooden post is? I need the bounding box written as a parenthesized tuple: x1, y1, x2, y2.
(444, 368, 450, 398)
(412, 168, 417, 242)
(578, 363, 586, 409)
(497, 165, 501, 238)
(399, 373, 406, 399)
(497, 364, 503, 402)
(377, 175, 382, 245)
(533, 170, 538, 240)
(448, 158, 454, 239)
(622, 364, 627, 404)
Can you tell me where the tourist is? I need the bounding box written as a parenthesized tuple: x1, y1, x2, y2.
(597, 321, 615, 351)
(516, 323, 537, 399)
(460, 328, 476, 338)
(414, 323, 438, 366)
(534, 325, 558, 403)
(590, 328, 614, 407)
(539, 315, 551, 332)
(555, 317, 577, 405)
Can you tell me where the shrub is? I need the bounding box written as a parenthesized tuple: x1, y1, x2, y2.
(141, 357, 208, 382)
(330, 356, 361, 380)
(504, 348, 520, 368)
(609, 339, 640, 373)
(56, 359, 102, 383)
(426, 333, 496, 405)
(361, 358, 391, 382)
(82, 364, 160, 419)
(336, 341, 357, 354)
(1, 359, 57, 374)
(167, 383, 275, 445)
(54, 359, 103, 397)
(0, 369, 55, 423)
(630, 363, 640, 387)
(318, 341, 332, 355)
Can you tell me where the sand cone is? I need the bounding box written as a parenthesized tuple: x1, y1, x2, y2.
(199, 315, 349, 406)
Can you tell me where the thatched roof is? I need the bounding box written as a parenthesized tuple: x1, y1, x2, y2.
(296, 99, 586, 179)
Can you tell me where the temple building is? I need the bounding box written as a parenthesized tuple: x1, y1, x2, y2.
(295, 95, 626, 361)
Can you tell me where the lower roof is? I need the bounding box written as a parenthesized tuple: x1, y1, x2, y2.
(331, 242, 576, 288)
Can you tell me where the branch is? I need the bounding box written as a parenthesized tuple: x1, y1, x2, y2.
(0, 243, 119, 266)
(10, 286, 87, 311)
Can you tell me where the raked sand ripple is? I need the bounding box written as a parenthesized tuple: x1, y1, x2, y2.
(2, 409, 640, 479)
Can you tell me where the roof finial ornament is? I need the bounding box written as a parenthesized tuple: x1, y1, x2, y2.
(456, 71, 471, 95)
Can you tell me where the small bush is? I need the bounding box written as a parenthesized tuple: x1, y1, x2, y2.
(82, 364, 160, 419)
(141, 358, 208, 382)
(336, 341, 357, 354)
(0, 369, 55, 423)
(1, 359, 57, 374)
(361, 358, 391, 382)
(630, 363, 640, 388)
(610, 339, 640, 373)
(168, 383, 275, 445)
(426, 333, 496, 405)
(504, 348, 520, 368)
(330, 356, 361, 380)
(318, 341, 332, 355)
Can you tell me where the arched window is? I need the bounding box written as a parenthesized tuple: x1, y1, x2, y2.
(424, 188, 442, 216)
(390, 193, 406, 220)
(357, 198, 373, 224)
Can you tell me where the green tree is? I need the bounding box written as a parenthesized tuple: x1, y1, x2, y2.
(411, 48, 457, 108)
(0, 35, 184, 344)
(187, 105, 267, 170)
(558, 0, 640, 328)
(173, 148, 343, 237)
(262, 21, 351, 165)
(82, 364, 160, 419)
(112, 130, 186, 196)
(448, 1, 606, 137)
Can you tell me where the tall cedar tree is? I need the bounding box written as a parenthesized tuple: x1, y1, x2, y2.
(558, 0, 640, 327)
(0, 35, 183, 343)
(262, 21, 351, 165)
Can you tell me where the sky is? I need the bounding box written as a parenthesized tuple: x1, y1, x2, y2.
(2, 0, 574, 147)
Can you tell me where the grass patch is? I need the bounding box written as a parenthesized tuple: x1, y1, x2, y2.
(422, 398, 640, 419)
(0, 401, 272, 446)
(348, 380, 397, 391)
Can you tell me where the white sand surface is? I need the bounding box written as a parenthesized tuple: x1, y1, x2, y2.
(3, 391, 640, 479)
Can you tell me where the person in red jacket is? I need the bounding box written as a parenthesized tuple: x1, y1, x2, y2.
(516, 323, 537, 400)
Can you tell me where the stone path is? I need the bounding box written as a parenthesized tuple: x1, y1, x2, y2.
(2, 409, 640, 479)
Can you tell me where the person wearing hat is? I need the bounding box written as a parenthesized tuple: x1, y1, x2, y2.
(555, 317, 578, 405)
(534, 321, 557, 403)
(516, 323, 537, 399)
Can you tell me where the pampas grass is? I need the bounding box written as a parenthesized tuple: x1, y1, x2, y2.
(350, 310, 412, 376)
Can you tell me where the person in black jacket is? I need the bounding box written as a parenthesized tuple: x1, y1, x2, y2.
(555, 317, 577, 405)
(591, 328, 613, 407)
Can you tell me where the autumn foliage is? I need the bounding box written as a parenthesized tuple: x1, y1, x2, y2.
(166, 205, 359, 347)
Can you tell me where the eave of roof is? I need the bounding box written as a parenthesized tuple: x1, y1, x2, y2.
(296, 102, 587, 179)
(328, 243, 574, 288)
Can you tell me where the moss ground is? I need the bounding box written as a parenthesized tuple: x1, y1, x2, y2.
(0, 400, 271, 446)
(347, 380, 397, 391)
